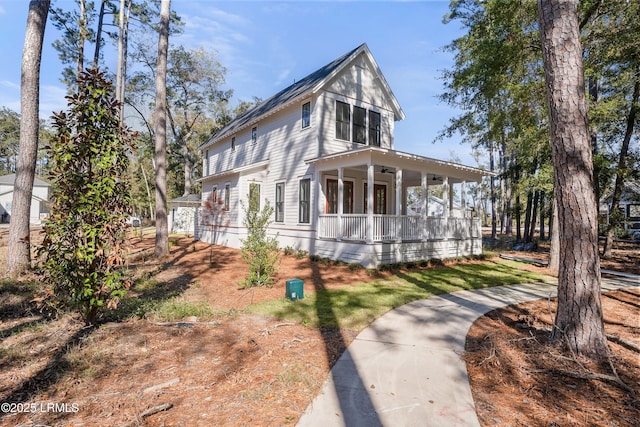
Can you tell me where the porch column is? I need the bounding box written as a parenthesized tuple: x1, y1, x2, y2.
(442, 176, 450, 218)
(461, 180, 467, 217)
(315, 170, 322, 238)
(421, 172, 428, 241)
(367, 163, 374, 244)
(395, 168, 403, 242)
(449, 181, 454, 215)
(337, 167, 343, 240)
(442, 176, 450, 248)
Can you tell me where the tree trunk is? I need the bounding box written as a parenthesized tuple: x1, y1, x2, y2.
(140, 160, 154, 220)
(529, 190, 539, 243)
(515, 193, 522, 242)
(588, 76, 601, 209)
(154, 0, 171, 258)
(116, 0, 125, 122)
(6, 0, 50, 276)
(602, 78, 639, 258)
(548, 194, 559, 273)
(490, 142, 497, 241)
(523, 191, 533, 243)
(183, 146, 192, 196)
(92, 0, 106, 67)
(78, 0, 86, 76)
(503, 140, 513, 236)
(539, 191, 546, 240)
(538, 0, 608, 358)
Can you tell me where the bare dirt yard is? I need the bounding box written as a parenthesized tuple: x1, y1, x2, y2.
(0, 226, 638, 426)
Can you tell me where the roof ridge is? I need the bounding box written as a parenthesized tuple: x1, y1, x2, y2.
(201, 43, 367, 148)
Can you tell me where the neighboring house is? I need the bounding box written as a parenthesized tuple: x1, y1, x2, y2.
(600, 182, 640, 235)
(0, 174, 51, 224)
(168, 194, 201, 236)
(198, 44, 490, 267)
(407, 195, 467, 218)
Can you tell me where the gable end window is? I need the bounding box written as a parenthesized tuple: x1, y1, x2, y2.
(369, 111, 381, 147)
(353, 106, 366, 144)
(335, 101, 350, 141)
(251, 127, 257, 144)
(299, 178, 311, 224)
(302, 102, 311, 129)
(231, 136, 236, 151)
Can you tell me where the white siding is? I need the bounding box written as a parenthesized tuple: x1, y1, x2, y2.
(325, 54, 397, 115)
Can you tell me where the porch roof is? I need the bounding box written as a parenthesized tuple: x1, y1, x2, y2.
(198, 159, 270, 183)
(305, 146, 491, 184)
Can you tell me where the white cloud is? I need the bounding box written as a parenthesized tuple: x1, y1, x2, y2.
(39, 84, 67, 118)
(0, 80, 20, 112)
(0, 81, 66, 122)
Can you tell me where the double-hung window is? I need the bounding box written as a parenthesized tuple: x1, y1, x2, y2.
(224, 184, 230, 211)
(302, 102, 311, 129)
(251, 127, 257, 144)
(335, 101, 350, 141)
(352, 106, 367, 144)
(299, 179, 311, 224)
(369, 111, 381, 147)
(249, 183, 260, 211)
(275, 182, 285, 222)
(326, 179, 354, 214)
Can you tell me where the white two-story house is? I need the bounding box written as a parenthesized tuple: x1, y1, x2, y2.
(198, 43, 490, 267)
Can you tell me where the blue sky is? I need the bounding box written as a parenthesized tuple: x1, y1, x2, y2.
(0, 0, 477, 165)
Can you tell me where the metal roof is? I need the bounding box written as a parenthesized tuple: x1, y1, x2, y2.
(201, 43, 405, 150)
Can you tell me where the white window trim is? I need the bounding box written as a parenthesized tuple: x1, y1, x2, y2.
(301, 101, 312, 130)
(275, 181, 286, 223)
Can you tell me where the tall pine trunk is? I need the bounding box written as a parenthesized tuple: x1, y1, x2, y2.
(528, 190, 539, 243)
(154, 0, 171, 258)
(6, 0, 50, 275)
(602, 78, 639, 257)
(538, 0, 608, 358)
(490, 142, 497, 241)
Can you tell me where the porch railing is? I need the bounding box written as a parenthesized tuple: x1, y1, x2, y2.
(318, 214, 481, 242)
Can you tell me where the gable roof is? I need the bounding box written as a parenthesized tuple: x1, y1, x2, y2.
(169, 193, 201, 206)
(0, 173, 51, 187)
(201, 43, 405, 150)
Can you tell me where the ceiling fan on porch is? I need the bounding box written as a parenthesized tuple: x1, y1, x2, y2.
(380, 167, 395, 174)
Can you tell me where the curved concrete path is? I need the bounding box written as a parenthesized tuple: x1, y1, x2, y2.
(297, 276, 639, 427)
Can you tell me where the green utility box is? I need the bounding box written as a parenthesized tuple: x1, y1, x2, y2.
(286, 279, 304, 300)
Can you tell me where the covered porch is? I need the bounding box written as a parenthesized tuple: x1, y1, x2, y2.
(306, 147, 490, 263)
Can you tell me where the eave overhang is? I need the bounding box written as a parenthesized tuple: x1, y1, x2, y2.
(305, 147, 492, 183)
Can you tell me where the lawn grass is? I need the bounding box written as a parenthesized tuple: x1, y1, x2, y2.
(249, 258, 553, 331)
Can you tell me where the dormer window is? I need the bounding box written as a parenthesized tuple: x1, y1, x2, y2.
(302, 102, 311, 128)
(336, 101, 350, 141)
(251, 127, 257, 144)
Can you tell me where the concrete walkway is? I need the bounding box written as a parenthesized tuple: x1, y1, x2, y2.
(297, 276, 639, 427)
